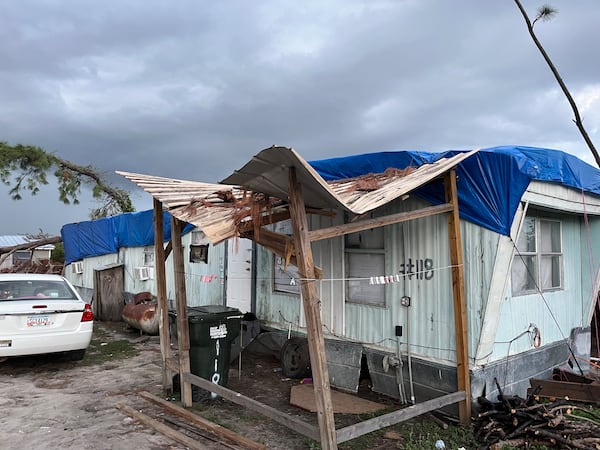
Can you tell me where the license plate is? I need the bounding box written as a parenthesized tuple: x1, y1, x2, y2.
(26, 315, 53, 327)
(0, 340, 11, 347)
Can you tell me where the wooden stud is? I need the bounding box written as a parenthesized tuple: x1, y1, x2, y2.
(288, 167, 338, 449)
(181, 372, 320, 441)
(154, 199, 172, 390)
(308, 203, 454, 242)
(171, 216, 193, 407)
(336, 391, 466, 443)
(445, 169, 472, 424)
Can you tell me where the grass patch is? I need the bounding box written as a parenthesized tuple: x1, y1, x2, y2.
(80, 323, 139, 366)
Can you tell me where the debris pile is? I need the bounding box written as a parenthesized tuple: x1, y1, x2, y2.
(475, 379, 600, 449)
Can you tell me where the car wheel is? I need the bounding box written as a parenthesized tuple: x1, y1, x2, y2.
(280, 337, 311, 378)
(67, 349, 86, 361)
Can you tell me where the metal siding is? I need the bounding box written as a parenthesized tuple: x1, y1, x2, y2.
(255, 244, 303, 328)
(310, 214, 345, 335)
(384, 200, 455, 363)
(184, 240, 226, 307)
(492, 214, 592, 360)
(64, 234, 228, 309)
(345, 198, 496, 364)
(462, 220, 499, 362)
(579, 216, 600, 324)
(254, 197, 499, 366)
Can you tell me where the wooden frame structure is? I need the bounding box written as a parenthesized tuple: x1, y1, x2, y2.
(147, 164, 471, 449)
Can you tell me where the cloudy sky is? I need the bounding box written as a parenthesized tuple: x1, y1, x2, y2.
(1, 0, 598, 236)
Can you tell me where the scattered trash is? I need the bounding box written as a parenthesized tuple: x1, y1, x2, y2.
(300, 378, 312, 384)
(434, 439, 445, 449)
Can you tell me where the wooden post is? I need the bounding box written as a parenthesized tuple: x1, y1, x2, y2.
(288, 167, 338, 450)
(171, 216, 193, 407)
(154, 199, 172, 390)
(445, 169, 472, 424)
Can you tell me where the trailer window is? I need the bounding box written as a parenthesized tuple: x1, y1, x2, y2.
(345, 226, 386, 307)
(511, 216, 562, 296)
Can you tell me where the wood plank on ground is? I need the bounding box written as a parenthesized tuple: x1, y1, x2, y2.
(138, 391, 266, 450)
(116, 403, 206, 450)
(290, 384, 387, 414)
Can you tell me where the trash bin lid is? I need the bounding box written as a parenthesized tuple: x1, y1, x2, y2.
(187, 305, 242, 322)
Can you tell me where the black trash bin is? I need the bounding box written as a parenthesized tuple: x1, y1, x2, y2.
(170, 305, 242, 400)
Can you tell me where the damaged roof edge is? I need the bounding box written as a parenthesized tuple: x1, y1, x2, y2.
(116, 147, 482, 244)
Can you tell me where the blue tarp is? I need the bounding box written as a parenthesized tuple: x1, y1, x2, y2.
(61, 210, 194, 264)
(309, 146, 600, 236)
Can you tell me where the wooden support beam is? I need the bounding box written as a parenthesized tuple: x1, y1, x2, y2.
(241, 228, 323, 279)
(445, 170, 472, 424)
(171, 216, 193, 407)
(165, 356, 180, 373)
(237, 207, 336, 234)
(182, 372, 320, 441)
(288, 167, 338, 450)
(308, 203, 454, 242)
(336, 391, 466, 443)
(154, 199, 172, 390)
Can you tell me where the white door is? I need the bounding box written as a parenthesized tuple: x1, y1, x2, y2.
(226, 238, 253, 313)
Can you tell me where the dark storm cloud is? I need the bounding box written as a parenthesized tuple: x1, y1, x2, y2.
(1, 0, 598, 234)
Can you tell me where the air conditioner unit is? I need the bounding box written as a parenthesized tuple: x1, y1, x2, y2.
(72, 261, 84, 274)
(134, 266, 150, 281)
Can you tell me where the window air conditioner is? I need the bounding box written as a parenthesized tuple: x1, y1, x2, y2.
(72, 261, 84, 274)
(134, 266, 150, 281)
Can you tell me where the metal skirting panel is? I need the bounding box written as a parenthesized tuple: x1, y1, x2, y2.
(472, 339, 573, 401)
(324, 340, 363, 393)
(246, 331, 362, 392)
(366, 338, 576, 415)
(365, 348, 457, 403)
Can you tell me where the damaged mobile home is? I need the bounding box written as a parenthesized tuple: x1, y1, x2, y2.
(61, 209, 256, 321)
(66, 145, 600, 447)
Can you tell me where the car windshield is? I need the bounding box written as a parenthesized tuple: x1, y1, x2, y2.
(0, 280, 77, 301)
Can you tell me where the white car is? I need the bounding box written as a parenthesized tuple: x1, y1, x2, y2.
(0, 273, 93, 361)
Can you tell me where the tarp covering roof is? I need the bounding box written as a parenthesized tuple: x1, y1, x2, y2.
(61, 209, 194, 265)
(116, 145, 600, 246)
(118, 147, 476, 244)
(310, 145, 600, 235)
(221, 146, 477, 214)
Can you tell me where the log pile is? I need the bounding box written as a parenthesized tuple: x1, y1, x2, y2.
(475, 379, 600, 449)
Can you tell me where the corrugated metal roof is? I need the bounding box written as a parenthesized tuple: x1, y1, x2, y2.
(117, 147, 478, 244)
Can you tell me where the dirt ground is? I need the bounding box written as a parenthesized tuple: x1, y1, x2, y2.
(0, 321, 406, 450)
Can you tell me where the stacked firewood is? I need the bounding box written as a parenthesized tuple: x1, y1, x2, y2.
(475, 379, 600, 449)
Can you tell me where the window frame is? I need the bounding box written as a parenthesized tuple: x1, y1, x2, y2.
(512, 216, 563, 296)
(344, 224, 387, 308)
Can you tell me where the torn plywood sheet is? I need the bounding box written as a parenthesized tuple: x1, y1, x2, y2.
(290, 384, 387, 414)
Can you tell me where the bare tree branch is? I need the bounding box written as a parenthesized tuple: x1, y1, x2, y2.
(513, 0, 600, 167)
